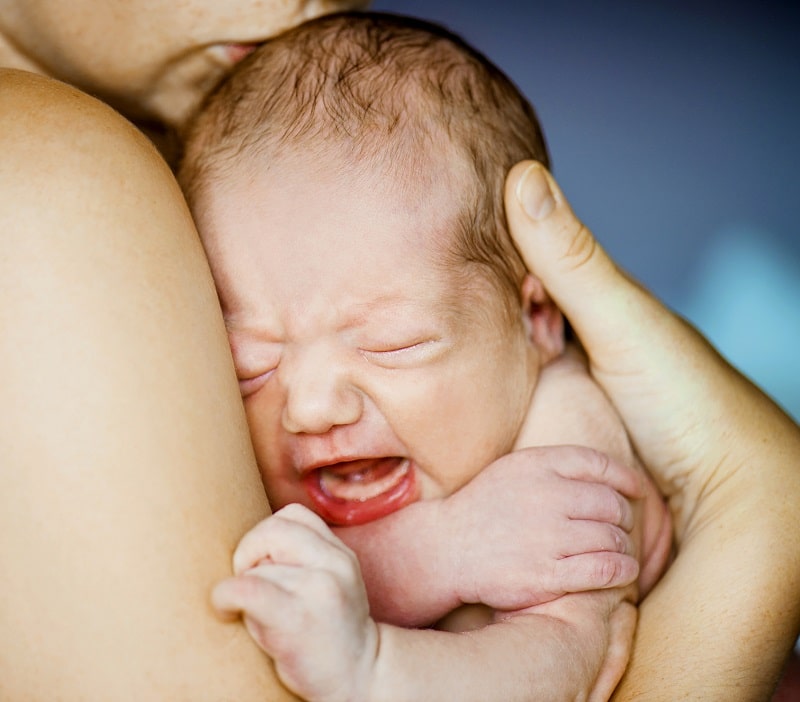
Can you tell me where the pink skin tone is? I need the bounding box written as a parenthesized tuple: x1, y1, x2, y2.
(212, 489, 638, 702)
(199, 149, 668, 700)
(199, 155, 545, 522)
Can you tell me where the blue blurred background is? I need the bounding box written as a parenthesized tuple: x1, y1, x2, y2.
(372, 0, 799, 420)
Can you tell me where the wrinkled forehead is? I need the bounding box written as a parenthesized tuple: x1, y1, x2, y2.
(196, 138, 497, 325)
(202, 136, 456, 252)
(200, 145, 506, 335)
(239, 130, 476, 251)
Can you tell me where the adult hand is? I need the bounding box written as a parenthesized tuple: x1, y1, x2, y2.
(505, 161, 800, 700)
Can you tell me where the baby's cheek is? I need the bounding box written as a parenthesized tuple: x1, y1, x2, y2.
(243, 403, 269, 452)
(412, 470, 451, 500)
(241, 405, 284, 492)
(378, 374, 512, 495)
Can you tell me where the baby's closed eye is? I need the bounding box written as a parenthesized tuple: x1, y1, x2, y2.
(227, 333, 282, 397)
(359, 338, 445, 369)
(237, 368, 276, 397)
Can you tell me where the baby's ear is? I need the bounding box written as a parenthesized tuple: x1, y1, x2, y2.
(521, 274, 565, 363)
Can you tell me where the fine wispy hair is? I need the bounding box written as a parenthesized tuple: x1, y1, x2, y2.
(180, 11, 551, 308)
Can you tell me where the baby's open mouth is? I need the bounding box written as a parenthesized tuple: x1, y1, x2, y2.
(303, 457, 417, 526)
(319, 457, 410, 501)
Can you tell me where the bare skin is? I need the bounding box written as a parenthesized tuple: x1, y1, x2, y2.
(0, 69, 297, 701)
(211, 351, 664, 702)
(0, 0, 367, 159)
(506, 161, 800, 700)
(196, 139, 669, 700)
(1, 0, 798, 696)
(0, 3, 359, 696)
(0, 0, 367, 129)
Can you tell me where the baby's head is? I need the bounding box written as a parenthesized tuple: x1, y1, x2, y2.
(180, 12, 565, 525)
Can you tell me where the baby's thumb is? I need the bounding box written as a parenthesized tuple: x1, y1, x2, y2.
(504, 161, 670, 375)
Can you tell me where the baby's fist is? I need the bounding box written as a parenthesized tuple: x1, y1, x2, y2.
(212, 504, 379, 702)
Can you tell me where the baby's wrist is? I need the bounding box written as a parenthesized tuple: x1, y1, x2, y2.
(366, 623, 411, 702)
(348, 619, 381, 702)
(439, 492, 481, 605)
(431, 496, 470, 604)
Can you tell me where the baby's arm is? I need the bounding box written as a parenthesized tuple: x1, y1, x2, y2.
(518, 344, 673, 598)
(339, 344, 671, 627)
(339, 444, 642, 627)
(213, 504, 636, 702)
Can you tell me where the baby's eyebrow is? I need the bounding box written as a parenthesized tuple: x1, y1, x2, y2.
(343, 296, 412, 326)
(346, 289, 454, 319)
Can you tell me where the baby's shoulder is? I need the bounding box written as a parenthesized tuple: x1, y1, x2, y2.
(517, 344, 635, 467)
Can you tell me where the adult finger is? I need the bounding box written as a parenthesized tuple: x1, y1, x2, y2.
(504, 161, 768, 501)
(589, 601, 637, 702)
(504, 160, 669, 367)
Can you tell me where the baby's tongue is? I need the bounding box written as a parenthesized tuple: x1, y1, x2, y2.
(319, 457, 409, 502)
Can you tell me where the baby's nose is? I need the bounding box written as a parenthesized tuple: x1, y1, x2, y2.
(279, 349, 363, 434)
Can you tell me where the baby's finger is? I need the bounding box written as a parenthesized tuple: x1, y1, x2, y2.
(212, 568, 319, 656)
(563, 480, 636, 532)
(233, 508, 343, 574)
(213, 563, 333, 620)
(273, 502, 336, 537)
(225, 563, 363, 632)
(548, 446, 644, 499)
(234, 516, 359, 581)
(211, 571, 293, 620)
(552, 552, 640, 594)
(558, 521, 635, 559)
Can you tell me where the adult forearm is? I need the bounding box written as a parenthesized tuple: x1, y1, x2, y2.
(504, 160, 800, 698)
(614, 409, 800, 700)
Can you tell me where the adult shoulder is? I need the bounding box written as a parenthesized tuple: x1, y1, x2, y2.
(0, 67, 170, 185)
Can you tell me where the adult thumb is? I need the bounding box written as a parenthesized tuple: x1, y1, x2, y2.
(504, 160, 736, 491)
(504, 161, 682, 377)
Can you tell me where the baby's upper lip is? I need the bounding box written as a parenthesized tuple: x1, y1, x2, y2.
(282, 419, 409, 477)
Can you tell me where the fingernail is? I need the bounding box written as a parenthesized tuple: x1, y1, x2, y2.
(517, 163, 555, 220)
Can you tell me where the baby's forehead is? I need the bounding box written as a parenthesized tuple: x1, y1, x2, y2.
(240, 134, 472, 240)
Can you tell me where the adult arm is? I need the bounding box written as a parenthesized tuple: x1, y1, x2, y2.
(504, 160, 800, 700)
(0, 69, 297, 701)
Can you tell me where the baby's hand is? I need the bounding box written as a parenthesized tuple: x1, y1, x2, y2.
(443, 445, 643, 611)
(212, 504, 379, 702)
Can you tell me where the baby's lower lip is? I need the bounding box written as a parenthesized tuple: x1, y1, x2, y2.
(302, 458, 417, 526)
